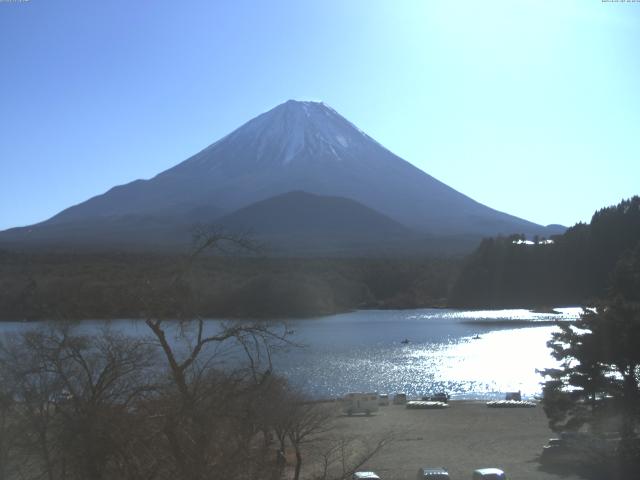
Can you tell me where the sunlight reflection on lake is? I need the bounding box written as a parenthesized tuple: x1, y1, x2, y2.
(274, 308, 580, 399)
(0, 307, 581, 400)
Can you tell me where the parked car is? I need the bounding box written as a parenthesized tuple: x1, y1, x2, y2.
(505, 391, 521, 401)
(353, 471, 381, 479)
(416, 467, 449, 479)
(540, 442, 583, 465)
(547, 438, 563, 447)
(421, 392, 450, 403)
(472, 468, 506, 479)
(406, 401, 448, 410)
(540, 432, 616, 465)
(393, 393, 407, 405)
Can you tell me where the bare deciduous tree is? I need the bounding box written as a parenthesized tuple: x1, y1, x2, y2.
(311, 433, 394, 480)
(0, 325, 158, 480)
(140, 229, 292, 480)
(0, 231, 390, 480)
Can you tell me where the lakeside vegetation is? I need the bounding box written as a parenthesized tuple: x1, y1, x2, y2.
(0, 198, 639, 479)
(0, 234, 394, 480)
(539, 239, 640, 478)
(450, 196, 640, 309)
(1, 197, 638, 321)
(9, 203, 640, 480)
(0, 320, 391, 480)
(0, 252, 459, 321)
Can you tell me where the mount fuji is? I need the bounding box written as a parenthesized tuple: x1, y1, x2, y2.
(0, 100, 562, 253)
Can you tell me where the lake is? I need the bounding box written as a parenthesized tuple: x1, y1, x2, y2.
(0, 307, 581, 400)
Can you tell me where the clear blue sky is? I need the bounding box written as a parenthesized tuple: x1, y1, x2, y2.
(1, 0, 639, 231)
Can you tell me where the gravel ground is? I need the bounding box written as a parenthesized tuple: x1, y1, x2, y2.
(330, 401, 583, 480)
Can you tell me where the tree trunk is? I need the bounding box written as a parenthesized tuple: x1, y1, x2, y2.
(293, 446, 302, 480)
(621, 365, 639, 439)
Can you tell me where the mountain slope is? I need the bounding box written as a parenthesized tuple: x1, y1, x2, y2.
(0, 100, 562, 252)
(218, 191, 414, 237)
(216, 191, 424, 254)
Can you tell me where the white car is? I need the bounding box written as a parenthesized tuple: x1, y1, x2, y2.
(472, 468, 506, 479)
(352, 471, 381, 480)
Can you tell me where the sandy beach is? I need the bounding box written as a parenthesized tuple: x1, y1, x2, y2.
(331, 401, 582, 480)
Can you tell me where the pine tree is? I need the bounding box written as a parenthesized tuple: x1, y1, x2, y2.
(541, 244, 640, 474)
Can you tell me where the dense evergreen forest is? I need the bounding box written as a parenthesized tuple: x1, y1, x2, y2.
(0, 252, 459, 320)
(450, 196, 640, 308)
(1, 196, 638, 320)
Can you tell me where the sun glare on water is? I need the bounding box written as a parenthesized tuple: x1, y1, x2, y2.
(427, 327, 560, 398)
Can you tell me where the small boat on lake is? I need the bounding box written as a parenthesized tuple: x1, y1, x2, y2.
(400, 338, 410, 344)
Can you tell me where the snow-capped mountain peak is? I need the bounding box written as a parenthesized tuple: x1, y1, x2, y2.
(183, 100, 375, 170)
(25, 99, 555, 241)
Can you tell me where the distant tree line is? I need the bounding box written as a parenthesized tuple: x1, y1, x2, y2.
(450, 196, 640, 308)
(1, 196, 638, 320)
(0, 252, 459, 321)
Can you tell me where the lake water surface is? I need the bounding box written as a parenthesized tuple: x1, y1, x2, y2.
(0, 307, 581, 400)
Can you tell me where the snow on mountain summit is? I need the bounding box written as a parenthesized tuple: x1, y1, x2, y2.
(32, 99, 555, 240)
(180, 100, 376, 170)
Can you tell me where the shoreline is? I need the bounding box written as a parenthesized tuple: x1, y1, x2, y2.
(0, 305, 581, 323)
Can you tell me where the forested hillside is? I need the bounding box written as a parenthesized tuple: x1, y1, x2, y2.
(0, 252, 458, 320)
(3, 197, 637, 320)
(450, 196, 640, 308)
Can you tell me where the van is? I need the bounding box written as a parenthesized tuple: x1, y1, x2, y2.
(342, 393, 380, 415)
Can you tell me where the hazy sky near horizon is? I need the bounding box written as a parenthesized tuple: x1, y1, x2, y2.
(1, 0, 639, 231)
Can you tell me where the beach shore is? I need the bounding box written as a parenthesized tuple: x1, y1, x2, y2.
(331, 401, 582, 480)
